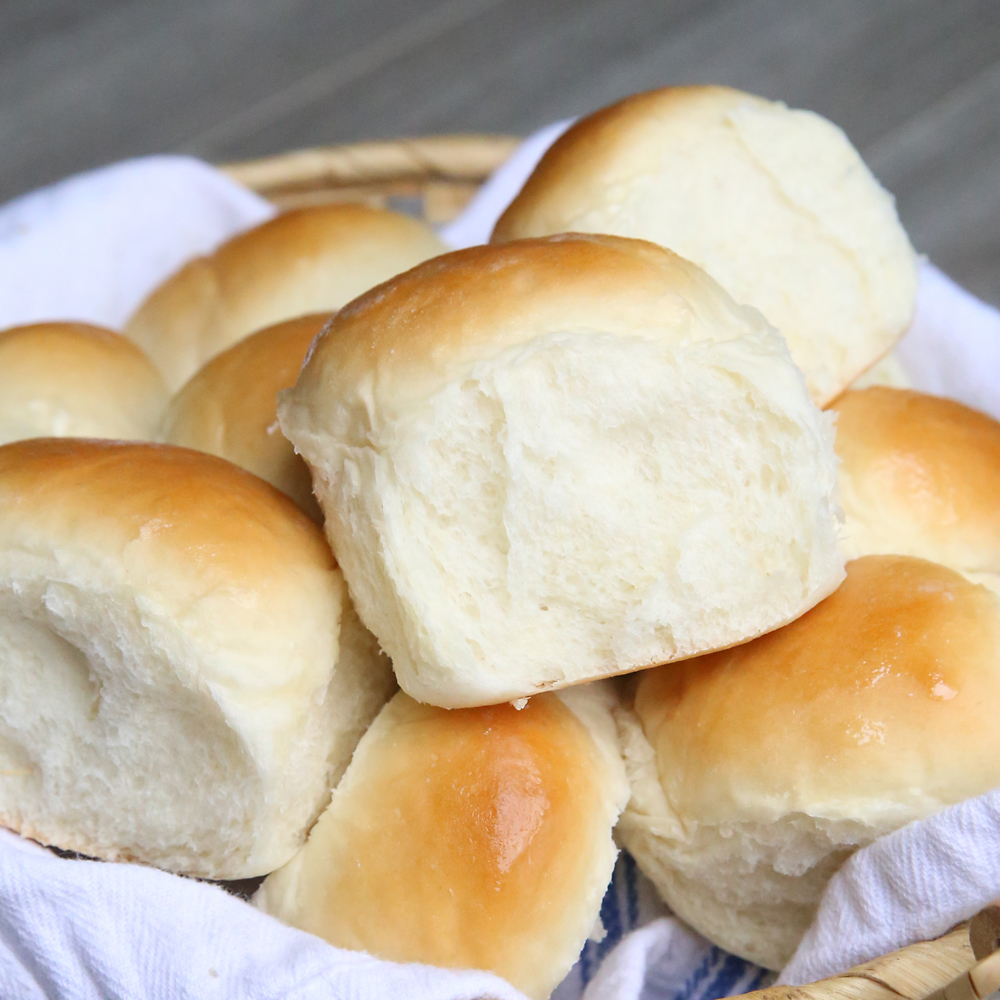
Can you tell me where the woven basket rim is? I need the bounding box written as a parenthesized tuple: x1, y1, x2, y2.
(741, 925, 972, 1000)
(220, 133, 521, 194)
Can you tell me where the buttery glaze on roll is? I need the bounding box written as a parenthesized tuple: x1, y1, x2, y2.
(279, 234, 844, 708)
(0, 439, 394, 879)
(0, 322, 167, 445)
(258, 684, 628, 1000)
(832, 387, 1000, 590)
(160, 313, 330, 520)
(493, 86, 918, 406)
(125, 204, 447, 390)
(615, 554, 1000, 970)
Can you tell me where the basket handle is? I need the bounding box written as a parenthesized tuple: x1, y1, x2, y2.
(923, 906, 1000, 1000)
(972, 903, 1000, 961)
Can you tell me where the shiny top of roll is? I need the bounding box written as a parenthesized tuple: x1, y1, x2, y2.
(832, 387, 1000, 577)
(160, 313, 329, 520)
(125, 204, 448, 391)
(258, 685, 628, 1000)
(633, 555, 1000, 828)
(0, 322, 168, 445)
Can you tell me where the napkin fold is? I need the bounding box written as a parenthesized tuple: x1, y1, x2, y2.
(579, 920, 770, 1000)
(780, 788, 1000, 985)
(0, 155, 274, 331)
(1, 128, 1000, 1000)
(0, 830, 527, 1000)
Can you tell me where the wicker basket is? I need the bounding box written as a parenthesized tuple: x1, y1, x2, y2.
(221, 134, 520, 223)
(222, 134, 982, 1000)
(744, 926, 973, 1000)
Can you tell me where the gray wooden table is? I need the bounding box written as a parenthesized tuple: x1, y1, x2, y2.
(3, 0, 997, 305)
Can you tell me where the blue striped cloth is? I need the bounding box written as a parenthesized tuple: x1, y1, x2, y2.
(553, 852, 774, 1000)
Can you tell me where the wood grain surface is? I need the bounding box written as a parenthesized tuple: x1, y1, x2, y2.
(2, 0, 997, 304)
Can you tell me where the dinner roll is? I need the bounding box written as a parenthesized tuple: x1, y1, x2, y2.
(0, 322, 168, 445)
(832, 388, 1000, 589)
(279, 234, 845, 708)
(125, 204, 447, 390)
(257, 683, 628, 1000)
(160, 313, 330, 520)
(492, 86, 919, 406)
(0, 439, 394, 879)
(615, 555, 1000, 969)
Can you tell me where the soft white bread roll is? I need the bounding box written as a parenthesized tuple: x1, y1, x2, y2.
(492, 86, 919, 406)
(257, 683, 628, 1000)
(0, 322, 168, 445)
(0, 439, 394, 878)
(160, 313, 330, 521)
(279, 234, 845, 708)
(832, 388, 1000, 589)
(615, 555, 1000, 970)
(125, 204, 447, 391)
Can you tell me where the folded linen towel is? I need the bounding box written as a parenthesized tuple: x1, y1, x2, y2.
(1, 129, 999, 1000)
(0, 154, 273, 331)
(0, 829, 527, 1000)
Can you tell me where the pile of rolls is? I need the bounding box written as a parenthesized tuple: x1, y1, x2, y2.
(1, 85, 998, 999)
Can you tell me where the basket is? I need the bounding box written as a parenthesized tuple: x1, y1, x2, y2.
(220, 134, 520, 223)
(221, 134, 983, 1000)
(744, 926, 973, 1000)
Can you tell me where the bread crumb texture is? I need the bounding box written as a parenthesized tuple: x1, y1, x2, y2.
(280, 235, 845, 707)
(0, 439, 394, 878)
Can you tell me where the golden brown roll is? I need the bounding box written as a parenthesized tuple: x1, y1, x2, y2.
(831, 387, 1000, 589)
(125, 204, 447, 390)
(160, 313, 330, 520)
(279, 234, 844, 708)
(493, 86, 918, 406)
(257, 683, 628, 1000)
(615, 555, 1000, 970)
(0, 439, 394, 878)
(0, 322, 168, 445)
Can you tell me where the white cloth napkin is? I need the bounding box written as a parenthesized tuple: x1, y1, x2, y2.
(0, 155, 274, 331)
(579, 919, 770, 1000)
(0, 829, 526, 1000)
(780, 788, 1000, 984)
(897, 263, 1000, 423)
(1, 126, 1000, 1000)
(438, 119, 573, 250)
